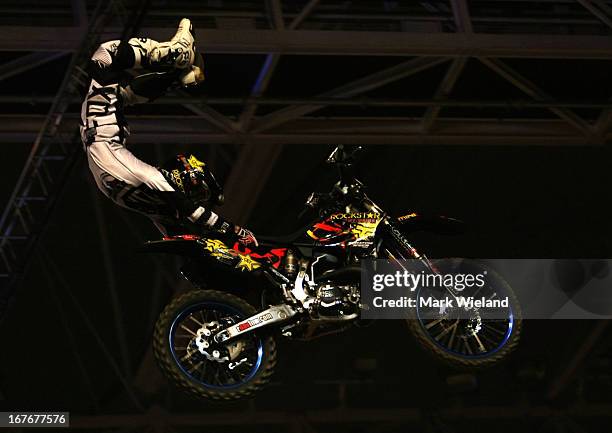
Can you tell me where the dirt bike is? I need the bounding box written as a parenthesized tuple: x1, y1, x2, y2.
(143, 145, 522, 401)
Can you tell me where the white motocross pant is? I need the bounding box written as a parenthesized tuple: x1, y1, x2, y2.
(80, 39, 220, 232)
(80, 39, 175, 200)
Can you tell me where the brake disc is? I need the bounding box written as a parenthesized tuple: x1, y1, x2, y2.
(194, 321, 230, 363)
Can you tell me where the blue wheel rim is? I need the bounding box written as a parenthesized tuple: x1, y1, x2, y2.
(169, 301, 264, 389)
(415, 288, 514, 359)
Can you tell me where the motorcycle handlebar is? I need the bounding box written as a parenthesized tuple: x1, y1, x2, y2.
(301, 145, 365, 216)
(326, 145, 363, 166)
(327, 145, 363, 186)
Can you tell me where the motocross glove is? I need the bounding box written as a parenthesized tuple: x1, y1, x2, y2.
(234, 226, 258, 247)
(210, 218, 258, 248)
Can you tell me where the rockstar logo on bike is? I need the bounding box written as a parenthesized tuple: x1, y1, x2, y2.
(236, 254, 261, 272)
(330, 212, 381, 223)
(200, 238, 261, 272)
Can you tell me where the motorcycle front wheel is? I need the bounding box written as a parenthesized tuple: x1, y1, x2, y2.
(153, 290, 276, 400)
(407, 259, 522, 368)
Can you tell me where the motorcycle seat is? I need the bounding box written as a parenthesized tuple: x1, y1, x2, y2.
(257, 223, 314, 246)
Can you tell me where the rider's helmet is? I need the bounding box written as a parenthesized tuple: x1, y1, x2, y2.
(164, 154, 224, 205)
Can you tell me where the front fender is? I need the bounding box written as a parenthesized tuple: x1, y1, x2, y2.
(395, 212, 465, 235)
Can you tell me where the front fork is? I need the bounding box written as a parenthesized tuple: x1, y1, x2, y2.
(380, 219, 459, 301)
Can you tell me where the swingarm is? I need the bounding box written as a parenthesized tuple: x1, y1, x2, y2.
(213, 304, 298, 343)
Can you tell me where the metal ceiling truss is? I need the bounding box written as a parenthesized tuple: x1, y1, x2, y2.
(0, 51, 69, 81)
(220, 0, 320, 225)
(1, 95, 612, 110)
(422, 57, 467, 133)
(0, 114, 607, 145)
(3, 27, 612, 58)
(0, 0, 150, 320)
(1, 2, 609, 148)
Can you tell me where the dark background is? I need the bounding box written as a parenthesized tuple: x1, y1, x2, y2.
(2, 1, 612, 432)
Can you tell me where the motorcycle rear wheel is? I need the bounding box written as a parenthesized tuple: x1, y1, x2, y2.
(153, 289, 277, 400)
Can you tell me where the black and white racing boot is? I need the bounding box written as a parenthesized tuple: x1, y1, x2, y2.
(149, 18, 196, 70)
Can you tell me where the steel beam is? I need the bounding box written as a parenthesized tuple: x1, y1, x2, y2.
(252, 57, 448, 133)
(2, 95, 612, 110)
(0, 52, 69, 82)
(288, 0, 320, 30)
(478, 57, 593, 136)
(0, 0, 152, 321)
(422, 57, 467, 132)
(1, 133, 593, 145)
(595, 106, 612, 140)
(0, 115, 599, 146)
(0, 5, 610, 27)
(220, 143, 283, 225)
(4, 28, 612, 59)
(174, 93, 238, 134)
(239, 53, 281, 130)
(39, 249, 145, 411)
(450, 0, 474, 33)
(576, 0, 612, 30)
(593, 0, 612, 18)
(547, 320, 610, 400)
(239, 0, 320, 130)
(266, 0, 285, 30)
(89, 183, 132, 378)
(45, 260, 100, 410)
(238, 0, 284, 130)
(221, 0, 300, 229)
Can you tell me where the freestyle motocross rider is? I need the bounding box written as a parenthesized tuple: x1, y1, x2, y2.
(80, 18, 258, 247)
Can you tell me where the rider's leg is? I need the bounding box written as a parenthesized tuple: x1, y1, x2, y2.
(133, 18, 195, 70)
(82, 18, 197, 190)
(93, 174, 189, 237)
(123, 47, 205, 104)
(90, 18, 195, 77)
(89, 21, 203, 106)
(83, 20, 221, 234)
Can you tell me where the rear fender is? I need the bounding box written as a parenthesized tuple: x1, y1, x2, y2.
(139, 235, 266, 274)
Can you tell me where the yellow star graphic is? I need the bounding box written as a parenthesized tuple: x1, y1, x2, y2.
(188, 154, 206, 171)
(236, 254, 261, 272)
